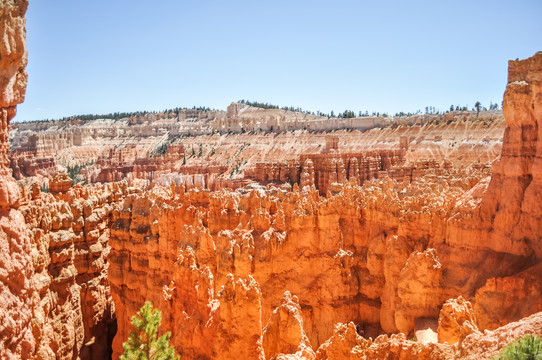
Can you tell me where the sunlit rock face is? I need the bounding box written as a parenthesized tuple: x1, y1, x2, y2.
(1, 3, 117, 359)
(476, 51, 542, 257)
(20, 182, 123, 359)
(465, 52, 542, 330)
(0, 1, 33, 358)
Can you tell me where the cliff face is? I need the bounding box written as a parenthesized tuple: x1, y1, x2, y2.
(481, 52, 542, 257)
(0, 5, 121, 358)
(0, 0, 27, 204)
(19, 178, 125, 359)
(447, 52, 542, 330)
(0, 1, 33, 358)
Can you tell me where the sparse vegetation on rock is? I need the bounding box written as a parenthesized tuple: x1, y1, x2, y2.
(492, 335, 542, 360)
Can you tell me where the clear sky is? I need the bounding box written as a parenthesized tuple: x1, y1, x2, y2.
(16, 0, 542, 121)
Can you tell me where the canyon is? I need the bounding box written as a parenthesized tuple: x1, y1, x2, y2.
(1, 2, 542, 359)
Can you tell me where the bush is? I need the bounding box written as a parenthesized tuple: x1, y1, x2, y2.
(492, 334, 542, 360)
(154, 143, 169, 156)
(66, 163, 89, 185)
(120, 301, 179, 360)
(40, 183, 49, 193)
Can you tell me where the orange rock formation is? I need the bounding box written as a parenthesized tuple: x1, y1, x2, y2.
(106, 52, 542, 360)
(0, 1, 33, 358)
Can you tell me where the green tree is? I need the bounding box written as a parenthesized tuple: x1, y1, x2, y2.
(120, 301, 179, 360)
(474, 101, 482, 116)
(489, 101, 500, 110)
(492, 334, 542, 360)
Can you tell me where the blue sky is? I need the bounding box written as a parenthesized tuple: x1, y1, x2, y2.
(16, 0, 542, 121)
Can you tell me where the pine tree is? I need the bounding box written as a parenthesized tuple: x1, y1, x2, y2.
(120, 301, 179, 360)
(474, 101, 482, 116)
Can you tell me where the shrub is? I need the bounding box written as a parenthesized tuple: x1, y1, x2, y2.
(66, 162, 91, 185)
(155, 143, 169, 156)
(40, 183, 49, 193)
(492, 334, 542, 360)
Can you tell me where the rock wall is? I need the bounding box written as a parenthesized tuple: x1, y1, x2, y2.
(448, 52, 542, 330)
(246, 150, 406, 194)
(20, 177, 129, 359)
(482, 52, 542, 257)
(0, 1, 33, 358)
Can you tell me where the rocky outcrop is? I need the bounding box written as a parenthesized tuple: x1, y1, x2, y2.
(0, 202, 34, 358)
(476, 51, 542, 258)
(457, 311, 542, 360)
(448, 52, 542, 330)
(19, 181, 126, 359)
(314, 311, 542, 360)
(315, 322, 369, 360)
(0, 1, 32, 358)
(473, 262, 542, 330)
(215, 275, 266, 360)
(247, 150, 406, 195)
(10, 151, 56, 179)
(395, 248, 444, 335)
(0, 0, 27, 207)
(263, 291, 315, 359)
(87, 146, 227, 188)
(437, 296, 478, 345)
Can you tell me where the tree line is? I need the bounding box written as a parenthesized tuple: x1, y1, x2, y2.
(23, 100, 502, 124)
(24, 106, 219, 124)
(239, 99, 501, 119)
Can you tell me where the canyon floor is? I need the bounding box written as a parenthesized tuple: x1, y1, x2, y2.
(1, 2, 542, 359)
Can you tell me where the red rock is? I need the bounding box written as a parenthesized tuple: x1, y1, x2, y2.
(395, 248, 444, 335)
(263, 291, 315, 359)
(0, 1, 33, 358)
(315, 322, 369, 360)
(437, 296, 478, 345)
